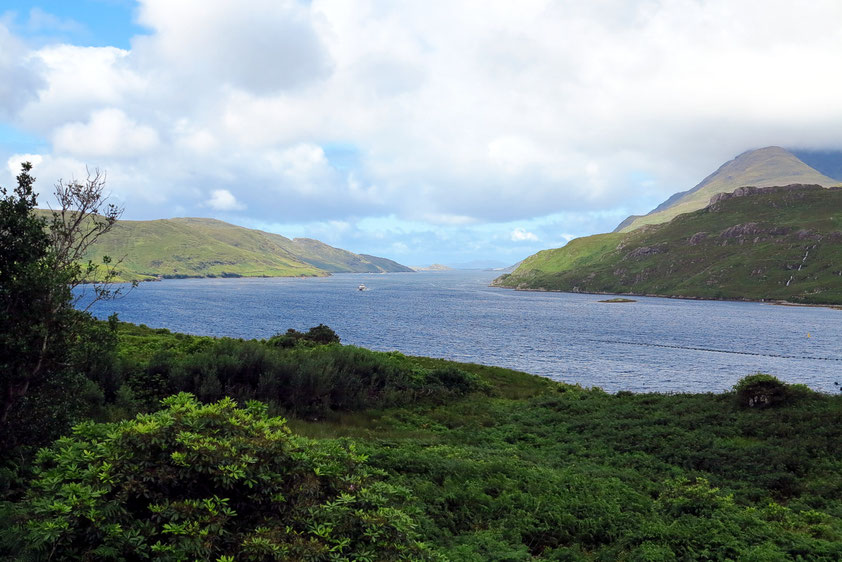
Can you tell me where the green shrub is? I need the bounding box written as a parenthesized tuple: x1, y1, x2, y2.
(8, 394, 430, 560)
(119, 336, 488, 417)
(733, 374, 788, 408)
(268, 324, 340, 348)
(425, 366, 490, 395)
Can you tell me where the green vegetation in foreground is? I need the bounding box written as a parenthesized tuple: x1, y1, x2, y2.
(495, 184, 842, 304)
(43, 214, 413, 282)
(3, 321, 842, 559)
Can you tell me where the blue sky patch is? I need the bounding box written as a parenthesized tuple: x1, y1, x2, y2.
(1, 0, 142, 49)
(0, 122, 46, 154)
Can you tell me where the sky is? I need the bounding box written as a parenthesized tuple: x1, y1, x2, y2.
(1, 1, 842, 267)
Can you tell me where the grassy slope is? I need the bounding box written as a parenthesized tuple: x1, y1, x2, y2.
(116, 325, 842, 559)
(72, 216, 411, 281)
(495, 184, 842, 304)
(86, 217, 324, 281)
(0, 321, 821, 559)
(329, 385, 842, 559)
(621, 147, 840, 232)
(284, 237, 413, 273)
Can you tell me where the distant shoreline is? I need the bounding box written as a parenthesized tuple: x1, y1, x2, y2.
(492, 285, 842, 311)
(79, 270, 421, 285)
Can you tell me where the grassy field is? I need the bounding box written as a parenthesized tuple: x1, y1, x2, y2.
(496, 184, 842, 305)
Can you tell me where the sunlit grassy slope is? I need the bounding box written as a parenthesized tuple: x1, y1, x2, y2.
(618, 147, 840, 232)
(72, 216, 412, 281)
(495, 184, 842, 304)
(111, 323, 842, 559)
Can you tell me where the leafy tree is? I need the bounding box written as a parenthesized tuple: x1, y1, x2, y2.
(8, 393, 431, 560)
(0, 163, 126, 441)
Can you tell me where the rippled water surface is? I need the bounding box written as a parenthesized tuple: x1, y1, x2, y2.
(83, 270, 842, 393)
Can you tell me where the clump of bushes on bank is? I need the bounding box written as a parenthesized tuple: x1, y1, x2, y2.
(118, 327, 489, 418)
(4, 394, 432, 560)
(733, 373, 813, 408)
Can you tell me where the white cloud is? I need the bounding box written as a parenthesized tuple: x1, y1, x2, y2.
(3, 0, 842, 263)
(52, 108, 159, 157)
(420, 213, 477, 226)
(0, 21, 44, 116)
(511, 228, 538, 242)
(390, 242, 409, 254)
(132, 0, 332, 94)
(21, 45, 142, 129)
(6, 153, 43, 177)
(266, 143, 330, 184)
(207, 189, 245, 211)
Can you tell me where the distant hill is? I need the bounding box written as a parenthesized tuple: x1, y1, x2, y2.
(412, 263, 453, 271)
(494, 260, 523, 273)
(72, 216, 412, 281)
(494, 184, 842, 305)
(616, 147, 840, 232)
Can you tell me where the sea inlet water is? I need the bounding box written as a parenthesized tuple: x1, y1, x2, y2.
(81, 270, 842, 394)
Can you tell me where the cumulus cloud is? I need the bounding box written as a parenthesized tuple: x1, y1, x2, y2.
(511, 228, 538, 242)
(207, 189, 245, 211)
(3, 0, 842, 263)
(0, 21, 44, 117)
(52, 108, 159, 157)
(132, 0, 332, 94)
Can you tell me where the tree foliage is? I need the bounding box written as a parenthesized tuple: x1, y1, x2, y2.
(9, 394, 430, 561)
(268, 324, 341, 348)
(733, 373, 788, 408)
(0, 163, 126, 439)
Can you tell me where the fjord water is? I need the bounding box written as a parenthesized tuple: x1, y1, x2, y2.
(83, 270, 842, 393)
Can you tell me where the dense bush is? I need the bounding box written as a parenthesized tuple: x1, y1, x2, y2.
(3, 320, 842, 559)
(6, 394, 431, 560)
(733, 373, 789, 408)
(120, 333, 489, 417)
(269, 324, 341, 348)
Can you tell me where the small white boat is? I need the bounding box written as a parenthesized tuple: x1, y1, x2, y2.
(358, 284, 367, 291)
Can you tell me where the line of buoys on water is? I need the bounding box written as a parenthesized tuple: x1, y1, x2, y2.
(590, 339, 841, 362)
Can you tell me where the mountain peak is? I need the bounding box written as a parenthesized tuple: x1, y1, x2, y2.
(616, 146, 840, 232)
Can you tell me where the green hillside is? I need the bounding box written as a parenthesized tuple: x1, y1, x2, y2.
(69, 216, 411, 281)
(5, 322, 842, 559)
(283, 237, 412, 273)
(495, 184, 842, 304)
(617, 147, 840, 232)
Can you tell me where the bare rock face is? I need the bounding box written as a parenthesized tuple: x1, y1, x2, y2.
(709, 186, 760, 207)
(688, 232, 708, 245)
(708, 184, 827, 210)
(708, 185, 761, 211)
(720, 223, 761, 239)
(625, 245, 666, 260)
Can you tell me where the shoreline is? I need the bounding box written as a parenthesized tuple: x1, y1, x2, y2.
(78, 270, 419, 285)
(490, 284, 842, 311)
